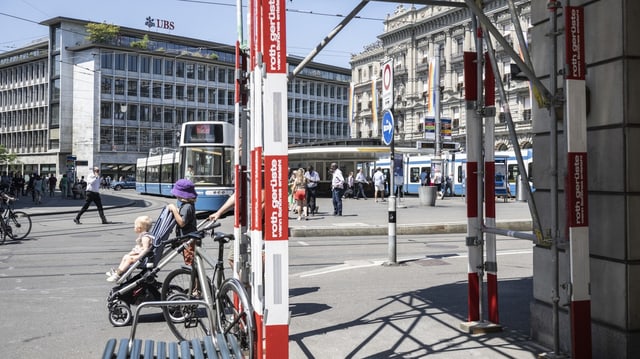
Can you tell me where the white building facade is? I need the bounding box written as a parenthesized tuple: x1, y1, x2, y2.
(0, 17, 350, 181)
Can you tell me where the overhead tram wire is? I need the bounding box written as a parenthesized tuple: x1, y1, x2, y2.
(177, 0, 384, 21)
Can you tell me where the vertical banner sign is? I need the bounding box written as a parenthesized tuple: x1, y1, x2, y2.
(261, 0, 289, 357)
(565, 6, 592, 359)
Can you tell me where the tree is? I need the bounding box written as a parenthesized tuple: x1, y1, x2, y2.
(86, 22, 120, 44)
(0, 145, 17, 173)
(130, 34, 150, 49)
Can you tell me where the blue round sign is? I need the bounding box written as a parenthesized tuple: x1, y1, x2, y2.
(382, 110, 394, 146)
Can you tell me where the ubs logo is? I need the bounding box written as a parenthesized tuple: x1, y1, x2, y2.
(145, 16, 175, 31)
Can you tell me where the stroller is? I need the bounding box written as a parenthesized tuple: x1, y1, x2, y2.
(106, 207, 177, 327)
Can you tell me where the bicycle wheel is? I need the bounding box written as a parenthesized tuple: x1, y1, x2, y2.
(217, 278, 255, 359)
(0, 224, 6, 245)
(160, 267, 213, 342)
(6, 211, 32, 240)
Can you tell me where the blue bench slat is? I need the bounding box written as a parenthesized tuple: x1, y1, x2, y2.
(218, 333, 234, 359)
(180, 340, 191, 359)
(116, 339, 130, 359)
(190, 338, 206, 359)
(129, 339, 143, 358)
(102, 338, 118, 359)
(156, 341, 167, 359)
(143, 339, 155, 359)
(168, 341, 180, 359)
(203, 336, 220, 359)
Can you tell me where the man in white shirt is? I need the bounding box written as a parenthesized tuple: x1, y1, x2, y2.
(304, 165, 320, 215)
(74, 167, 109, 224)
(330, 163, 344, 216)
(372, 167, 386, 203)
(354, 168, 368, 199)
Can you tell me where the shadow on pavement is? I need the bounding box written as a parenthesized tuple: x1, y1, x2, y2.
(290, 278, 542, 358)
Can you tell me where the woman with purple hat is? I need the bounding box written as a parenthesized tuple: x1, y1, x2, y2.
(167, 179, 198, 264)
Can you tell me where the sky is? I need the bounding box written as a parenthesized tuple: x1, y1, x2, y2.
(0, 0, 408, 68)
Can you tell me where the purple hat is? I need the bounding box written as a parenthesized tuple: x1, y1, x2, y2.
(171, 179, 197, 199)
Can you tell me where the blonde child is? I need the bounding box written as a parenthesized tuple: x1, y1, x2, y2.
(106, 215, 153, 282)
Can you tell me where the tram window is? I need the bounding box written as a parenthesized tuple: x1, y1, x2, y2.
(410, 168, 420, 183)
(507, 164, 519, 182)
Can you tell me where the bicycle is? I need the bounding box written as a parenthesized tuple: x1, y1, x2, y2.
(0, 191, 32, 244)
(160, 220, 255, 358)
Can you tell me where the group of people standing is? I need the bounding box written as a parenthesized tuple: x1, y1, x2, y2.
(289, 165, 320, 220)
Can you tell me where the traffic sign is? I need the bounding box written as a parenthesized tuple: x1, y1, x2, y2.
(382, 59, 394, 110)
(382, 110, 394, 146)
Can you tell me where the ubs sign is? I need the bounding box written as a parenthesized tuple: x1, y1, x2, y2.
(145, 16, 175, 31)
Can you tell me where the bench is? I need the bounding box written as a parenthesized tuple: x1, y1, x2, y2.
(102, 300, 244, 359)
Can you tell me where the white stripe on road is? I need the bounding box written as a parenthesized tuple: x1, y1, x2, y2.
(294, 249, 533, 278)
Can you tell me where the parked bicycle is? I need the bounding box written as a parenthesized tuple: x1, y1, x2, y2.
(160, 219, 255, 358)
(0, 191, 32, 244)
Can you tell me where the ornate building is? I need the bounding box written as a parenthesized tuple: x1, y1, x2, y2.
(350, 1, 533, 152)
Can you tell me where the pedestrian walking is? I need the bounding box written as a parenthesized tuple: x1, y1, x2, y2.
(354, 168, 368, 199)
(330, 163, 344, 216)
(73, 167, 109, 224)
(304, 165, 320, 215)
(47, 173, 57, 197)
(372, 167, 386, 202)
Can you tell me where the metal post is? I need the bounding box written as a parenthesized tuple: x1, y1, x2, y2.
(387, 134, 397, 265)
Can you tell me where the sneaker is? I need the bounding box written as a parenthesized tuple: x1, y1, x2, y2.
(105, 268, 116, 276)
(73, 218, 81, 225)
(106, 273, 120, 282)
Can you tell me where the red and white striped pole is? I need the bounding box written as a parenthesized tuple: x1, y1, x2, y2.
(483, 51, 499, 324)
(565, 6, 591, 358)
(248, 0, 265, 356)
(463, 51, 481, 323)
(258, 0, 289, 357)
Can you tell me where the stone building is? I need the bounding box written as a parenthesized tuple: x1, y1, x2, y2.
(350, 1, 533, 152)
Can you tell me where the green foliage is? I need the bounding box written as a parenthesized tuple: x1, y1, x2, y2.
(130, 34, 150, 49)
(0, 145, 16, 165)
(86, 22, 120, 44)
(208, 53, 218, 60)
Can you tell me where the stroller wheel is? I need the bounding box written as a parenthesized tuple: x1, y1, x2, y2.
(108, 300, 132, 327)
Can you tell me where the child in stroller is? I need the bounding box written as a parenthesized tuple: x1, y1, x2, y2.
(105, 215, 153, 282)
(106, 207, 177, 327)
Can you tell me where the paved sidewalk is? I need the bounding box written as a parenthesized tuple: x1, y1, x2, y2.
(288, 194, 533, 237)
(11, 190, 534, 237)
(9, 189, 137, 217)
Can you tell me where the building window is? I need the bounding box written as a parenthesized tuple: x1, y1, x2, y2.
(176, 61, 185, 77)
(127, 79, 138, 97)
(140, 105, 150, 122)
(128, 54, 138, 72)
(197, 64, 206, 81)
(101, 102, 112, 119)
(115, 79, 125, 95)
(153, 58, 162, 75)
(176, 85, 184, 100)
(152, 106, 162, 122)
(140, 56, 151, 73)
(140, 81, 150, 97)
(115, 54, 126, 71)
(101, 76, 113, 95)
(164, 84, 173, 100)
(165, 60, 174, 76)
(152, 82, 162, 98)
(101, 53, 113, 69)
(187, 86, 195, 101)
(186, 63, 195, 79)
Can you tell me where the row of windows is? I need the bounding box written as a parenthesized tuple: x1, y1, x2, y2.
(100, 101, 233, 123)
(0, 61, 47, 85)
(0, 131, 47, 152)
(288, 79, 348, 100)
(0, 84, 48, 107)
(288, 98, 348, 119)
(0, 108, 47, 129)
(288, 118, 348, 137)
(101, 76, 234, 105)
(99, 126, 176, 152)
(101, 53, 235, 83)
